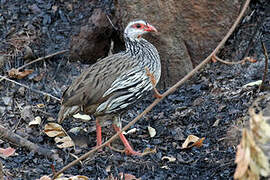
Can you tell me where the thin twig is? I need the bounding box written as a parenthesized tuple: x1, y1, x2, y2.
(52, 0, 251, 178)
(212, 54, 248, 65)
(0, 75, 61, 101)
(17, 49, 68, 71)
(106, 15, 118, 30)
(259, 41, 269, 91)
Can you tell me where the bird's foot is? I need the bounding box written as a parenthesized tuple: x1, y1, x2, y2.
(124, 148, 142, 156)
(112, 124, 141, 156)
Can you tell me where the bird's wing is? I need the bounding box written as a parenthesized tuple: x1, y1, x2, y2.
(61, 52, 138, 107)
(96, 66, 152, 113)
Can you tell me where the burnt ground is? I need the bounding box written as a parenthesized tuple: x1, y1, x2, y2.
(1, 0, 270, 179)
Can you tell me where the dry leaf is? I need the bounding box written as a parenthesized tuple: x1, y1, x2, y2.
(142, 147, 157, 156)
(126, 128, 138, 135)
(0, 147, 16, 158)
(234, 131, 250, 179)
(161, 165, 169, 170)
(39, 176, 52, 180)
(162, 156, 176, 162)
(181, 135, 205, 149)
(44, 123, 65, 137)
(148, 126, 156, 137)
(242, 80, 262, 88)
(29, 116, 42, 126)
(73, 113, 91, 121)
(212, 119, 220, 127)
(55, 136, 74, 148)
(234, 101, 270, 179)
(118, 173, 140, 180)
(36, 103, 45, 108)
(8, 68, 34, 79)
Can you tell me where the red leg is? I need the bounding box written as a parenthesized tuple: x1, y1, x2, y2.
(96, 119, 102, 147)
(112, 124, 141, 156)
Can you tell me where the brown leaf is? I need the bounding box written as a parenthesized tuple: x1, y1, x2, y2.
(55, 136, 74, 148)
(181, 135, 205, 149)
(8, 68, 34, 79)
(234, 138, 250, 179)
(0, 147, 16, 158)
(36, 103, 45, 108)
(44, 123, 65, 137)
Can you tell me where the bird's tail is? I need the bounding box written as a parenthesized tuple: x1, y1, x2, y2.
(58, 105, 80, 123)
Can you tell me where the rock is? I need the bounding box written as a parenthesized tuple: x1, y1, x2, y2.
(69, 8, 113, 64)
(114, 0, 243, 88)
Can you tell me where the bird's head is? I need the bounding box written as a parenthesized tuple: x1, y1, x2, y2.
(124, 20, 157, 40)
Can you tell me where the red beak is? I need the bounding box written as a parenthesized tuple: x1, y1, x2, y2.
(144, 24, 158, 32)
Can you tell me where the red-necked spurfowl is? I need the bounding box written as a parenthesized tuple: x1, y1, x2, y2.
(58, 20, 161, 155)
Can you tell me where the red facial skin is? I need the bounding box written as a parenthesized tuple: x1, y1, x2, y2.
(132, 23, 158, 32)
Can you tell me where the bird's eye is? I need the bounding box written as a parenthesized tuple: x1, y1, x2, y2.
(136, 24, 141, 28)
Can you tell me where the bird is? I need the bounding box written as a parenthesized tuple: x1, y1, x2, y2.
(58, 20, 162, 155)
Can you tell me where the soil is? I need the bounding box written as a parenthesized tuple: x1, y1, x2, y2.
(0, 0, 270, 179)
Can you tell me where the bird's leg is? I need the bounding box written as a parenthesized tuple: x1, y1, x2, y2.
(112, 124, 141, 156)
(96, 119, 102, 146)
(110, 116, 141, 156)
(145, 67, 163, 99)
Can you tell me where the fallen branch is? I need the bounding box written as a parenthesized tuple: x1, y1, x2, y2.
(0, 125, 61, 162)
(259, 41, 268, 91)
(52, 0, 251, 178)
(17, 49, 68, 71)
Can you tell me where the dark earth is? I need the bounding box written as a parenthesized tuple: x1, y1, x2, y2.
(1, 0, 270, 179)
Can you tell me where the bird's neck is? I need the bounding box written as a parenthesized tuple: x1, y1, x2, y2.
(124, 35, 161, 85)
(124, 36, 148, 56)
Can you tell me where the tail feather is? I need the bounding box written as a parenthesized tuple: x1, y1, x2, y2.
(58, 105, 80, 123)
